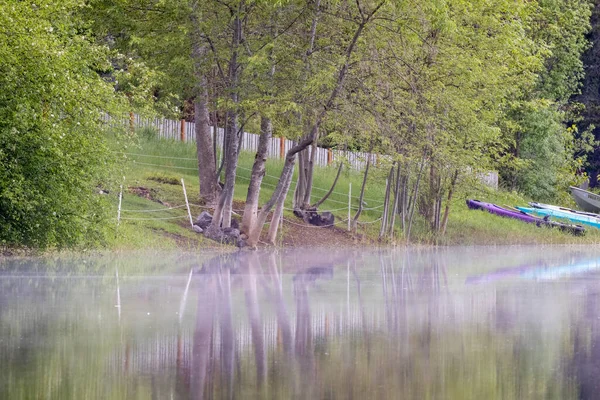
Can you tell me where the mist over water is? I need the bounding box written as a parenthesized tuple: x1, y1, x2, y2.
(2, 247, 600, 399)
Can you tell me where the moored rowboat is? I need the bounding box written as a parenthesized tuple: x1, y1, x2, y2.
(570, 186, 600, 213)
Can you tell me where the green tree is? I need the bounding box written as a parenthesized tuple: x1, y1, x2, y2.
(500, 0, 592, 200)
(0, 0, 125, 248)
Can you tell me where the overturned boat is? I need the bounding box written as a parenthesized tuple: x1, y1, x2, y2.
(529, 201, 600, 218)
(517, 206, 600, 230)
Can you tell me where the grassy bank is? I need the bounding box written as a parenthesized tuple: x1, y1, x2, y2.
(103, 133, 600, 250)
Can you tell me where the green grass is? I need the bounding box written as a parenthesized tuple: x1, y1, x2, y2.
(105, 133, 600, 248)
(439, 184, 600, 245)
(123, 136, 386, 215)
(103, 134, 389, 249)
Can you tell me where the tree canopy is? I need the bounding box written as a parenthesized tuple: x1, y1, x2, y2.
(1, 0, 596, 247)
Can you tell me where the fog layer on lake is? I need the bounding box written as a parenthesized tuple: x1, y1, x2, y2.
(2, 246, 600, 399)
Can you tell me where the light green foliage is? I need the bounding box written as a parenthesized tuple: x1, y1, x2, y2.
(0, 0, 126, 248)
(500, 0, 592, 200)
(87, 0, 595, 241)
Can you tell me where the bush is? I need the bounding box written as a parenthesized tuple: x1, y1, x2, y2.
(0, 1, 125, 249)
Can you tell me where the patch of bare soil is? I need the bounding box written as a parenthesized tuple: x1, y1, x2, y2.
(265, 215, 365, 248)
(147, 176, 179, 185)
(174, 199, 366, 249)
(129, 186, 172, 207)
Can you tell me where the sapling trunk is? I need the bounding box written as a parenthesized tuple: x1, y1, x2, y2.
(388, 163, 401, 238)
(267, 177, 290, 244)
(441, 170, 459, 235)
(312, 161, 343, 208)
(379, 167, 394, 239)
(352, 153, 372, 229)
(302, 137, 319, 208)
(406, 157, 427, 242)
(400, 167, 409, 233)
(294, 149, 306, 209)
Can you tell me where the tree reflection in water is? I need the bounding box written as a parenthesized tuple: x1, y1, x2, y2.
(3, 249, 600, 398)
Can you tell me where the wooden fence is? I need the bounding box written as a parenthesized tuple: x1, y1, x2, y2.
(132, 114, 376, 170)
(116, 114, 498, 188)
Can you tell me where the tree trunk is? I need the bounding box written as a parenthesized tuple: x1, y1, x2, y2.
(441, 170, 459, 235)
(194, 80, 220, 206)
(352, 154, 372, 229)
(241, 116, 272, 234)
(379, 167, 394, 240)
(296, 0, 321, 210)
(190, 8, 219, 206)
(312, 161, 343, 208)
(247, 153, 297, 247)
(266, 180, 289, 244)
(212, 110, 239, 229)
(428, 162, 437, 229)
(211, 8, 243, 229)
(406, 157, 427, 242)
(388, 163, 401, 238)
(400, 166, 409, 233)
(302, 135, 319, 208)
(294, 148, 307, 209)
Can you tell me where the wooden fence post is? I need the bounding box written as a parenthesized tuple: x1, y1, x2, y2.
(280, 137, 285, 159)
(180, 119, 185, 142)
(181, 178, 194, 228)
(129, 112, 134, 134)
(328, 148, 333, 165)
(117, 184, 123, 226)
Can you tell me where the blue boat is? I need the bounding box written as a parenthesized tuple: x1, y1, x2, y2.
(516, 206, 600, 230)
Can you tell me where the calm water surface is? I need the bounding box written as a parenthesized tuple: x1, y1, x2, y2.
(2, 246, 600, 399)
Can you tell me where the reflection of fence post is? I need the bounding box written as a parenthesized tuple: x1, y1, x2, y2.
(328, 149, 332, 165)
(180, 119, 185, 142)
(347, 183, 352, 231)
(280, 137, 285, 159)
(181, 178, 194, 228)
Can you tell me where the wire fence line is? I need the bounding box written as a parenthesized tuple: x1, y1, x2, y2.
(123, 152, 384, 204)
(116, 189, 384, 228)
(107, 114, 498, 188)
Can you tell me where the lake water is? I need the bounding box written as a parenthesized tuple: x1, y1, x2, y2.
(2, 246, 600, 399)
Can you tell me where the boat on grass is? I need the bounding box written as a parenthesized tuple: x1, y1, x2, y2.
(529, 201, 600, 218)
(570, 186, 600, 213)
(517, 206, 600, 230)
(466, 199, 585, 236)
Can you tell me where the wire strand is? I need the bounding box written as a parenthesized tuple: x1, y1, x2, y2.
(120, 204, 188, 212)
(123, 152, 384, 203)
